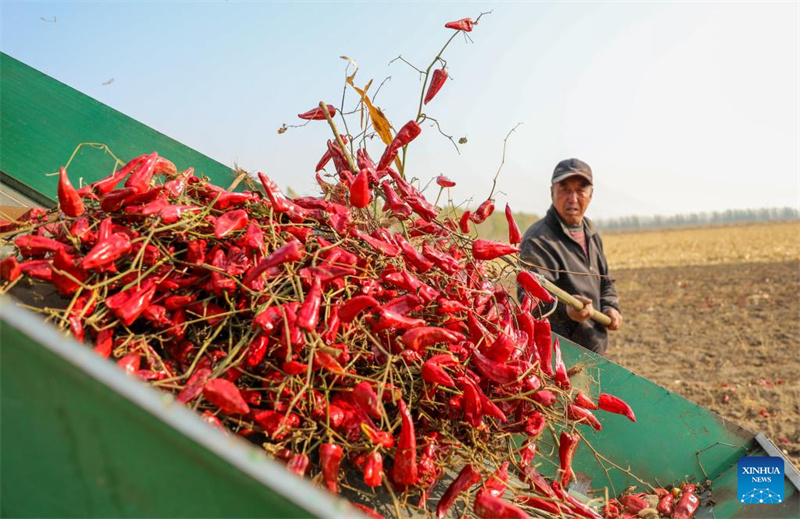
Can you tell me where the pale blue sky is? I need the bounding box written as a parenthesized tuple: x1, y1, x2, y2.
(2, 1, 798, 219)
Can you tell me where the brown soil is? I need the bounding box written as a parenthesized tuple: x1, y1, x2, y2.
(606, 260, 800, 468)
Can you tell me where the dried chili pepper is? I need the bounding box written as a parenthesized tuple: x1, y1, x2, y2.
(401, 327, 462, 352)
(352, 381, 383, 419)
(574, 391, 598, 410)
(0, 256, 21, 282)
(567, 404, 602, 431)
(657, 493, 675, 516)
(57, 167, 85, 217)
(445, 17, 474, 32)
(392, 398, 418, 486)
(319, 443, 343, 493)
(552, 337, 570, 390)
(598, 393, 636, 422)
(436, 174, 456, 188)
(504, 204, 521, 245)
(470, 199, 495, 224)
(297, 277, 322, 331)
(214, 209, 249, 239)
(619, 494, 648, 514)
(363, 451, 384, 487)
(377, 120, 422, 171)
(349, 169, 371, 209)
(422, 354, 458, 387)
(424, 68, 449, 105)
(202, 378, 250, 415)
(484, 461, 509, 498)
(436, 464, 481, 519)
(298, 104, 337, 121)
(470, 349, 520, 385)
(558, 431, 580, 487)
(517, 271, 554, 303)
(105, 277, 157, 326)
(80, 233, 132, 270)
(124, 152, 158, 193)
(673, 490, 700, 519)
(243, 240, 304, 287)
(472, 239, 520, 261)
(287, 453, 310, 477)
(533, 318, 554, 376)
(474, 490, 531, 519)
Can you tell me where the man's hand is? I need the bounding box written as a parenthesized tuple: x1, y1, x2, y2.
(566, 295, 594, 323)
(603, 307, 622, 331)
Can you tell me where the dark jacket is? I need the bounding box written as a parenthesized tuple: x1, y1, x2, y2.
(519, 206, 619, 354)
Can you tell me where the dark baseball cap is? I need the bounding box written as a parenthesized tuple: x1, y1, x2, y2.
(551, 158, 593, 186)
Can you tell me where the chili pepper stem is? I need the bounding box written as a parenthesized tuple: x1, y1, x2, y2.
(319, 102, 358, 175)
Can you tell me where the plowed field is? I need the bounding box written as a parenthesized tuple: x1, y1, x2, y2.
(602, 221, 800, 468)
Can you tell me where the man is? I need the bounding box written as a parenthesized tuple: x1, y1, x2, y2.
(519, 158, 621, 355)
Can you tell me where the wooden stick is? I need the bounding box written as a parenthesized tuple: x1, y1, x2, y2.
(536, 275, 613, 326)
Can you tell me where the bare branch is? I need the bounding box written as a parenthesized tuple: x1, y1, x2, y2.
(488, 122, 522, 199)
(388, 55, 425, 76)
(421, 115, 460, 154)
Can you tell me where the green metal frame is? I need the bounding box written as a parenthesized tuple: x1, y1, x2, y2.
(0, 52, 236, 205)
(0, 298, 355, 518)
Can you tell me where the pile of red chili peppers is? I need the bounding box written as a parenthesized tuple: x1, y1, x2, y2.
(0, 16, 703, 519)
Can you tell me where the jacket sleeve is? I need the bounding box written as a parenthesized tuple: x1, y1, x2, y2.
(596, 235, 620, 313)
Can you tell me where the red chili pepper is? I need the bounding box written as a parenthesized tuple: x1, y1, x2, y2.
(313, 350, 344, 374)
(504, 204, 522, 245)
(603, 500, 622, 519)
(337, 295, 380, 323)
(472, 239, 520, 261)
(401, 327, 462, 352)
(351, 381, 383, 419)
(363, 451, 384, 487)
(117, 353, 141, 376)
(124, 152, 158, 193)
(202, 378, 250, 415)
(483, 332, 516, 363)
(350, 228, 400, 257)
(598, 393, 636, 422)
(0, 256, 21, 282)
(436, 174, 456, 188)
(574, 391, 598, 410)
(394, 234, 434, 273)
(619, 494, 648, 514)
(474, 490, 531, 519)
(657, 493, 675, 516)
(515, 495, 565, 516)
(57, 167, 85, 217)
(673, 490, 700, 519)
(533, 318, 554, 376)
(483, 461, 509, 498)
(422, 243, 461, 274)
(19, 259, 53, 281)
(553, 338, 571, 390)
(558, 431, 580, 487)
(256, 172, 308, 222)
(372, 308, 426, 333)
(567, 404, 602, 431)
(15, 235, 66, 257)
(459, 210, 472, 234)
(377, 120, 422, 171)
(551, 481, 603, 519)
(214, 209, 248, 239)
(531, 389, 556, 407)
(319, 443, 343, 493)
(298, 104, 337, 120)
(243, 240, 304, 287)
(361, 423, 395, 448)
(80, 233, 132, 270)
(351, 503, 385, 519)
(461, 378, 483, 427)
(436, 464, 481, 519)
(470, 199, 495, 224)
(424, 68, 449, 105)
(523, 411, 546, 438)
(421, 354, 458, 387)
(470, 349, 520, 385)
(105, 278, 157, 326)
(296, 277, 322, 331)
(517, 271, 554, 303)
(349, 168, 372, 209)
(392, 398, 418, 486)
(380, 181, 413, 218)
(445, 17, 474, 32)
(286, 453, 310, 477)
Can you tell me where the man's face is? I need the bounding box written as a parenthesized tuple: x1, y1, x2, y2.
(551, 176, 593, 226)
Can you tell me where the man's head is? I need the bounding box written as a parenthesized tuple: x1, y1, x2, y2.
(550, 158, 593, 226)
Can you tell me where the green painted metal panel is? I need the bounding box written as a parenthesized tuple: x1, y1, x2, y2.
(553, 338, 799, 517)
(0, 297, 353, 518)
(0, 52, 236, 206)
